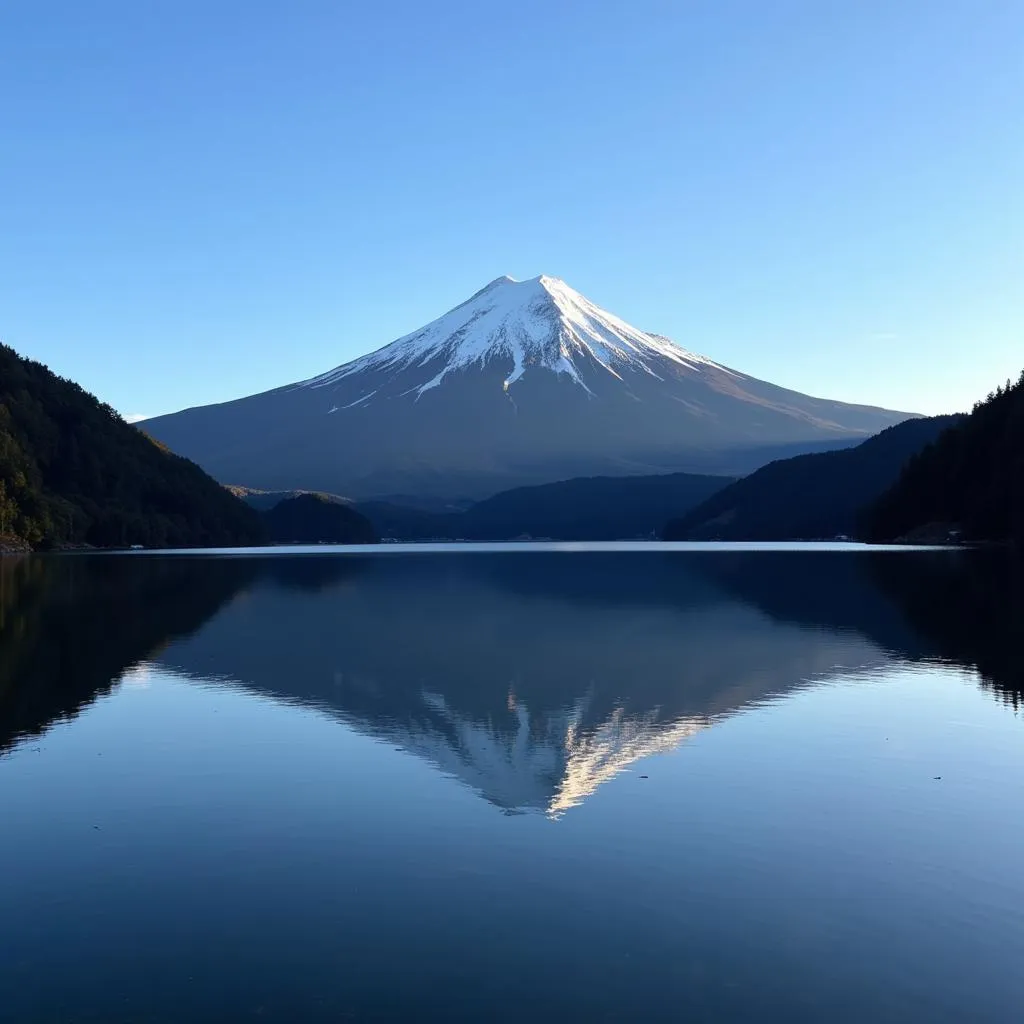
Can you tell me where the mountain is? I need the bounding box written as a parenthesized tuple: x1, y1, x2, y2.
(664, 414, 962, 541)
(863, 371, 1024, 544)
(263, 493, 378, 544)
(143, 275, 912, 500)
(0, 344, 265, 548)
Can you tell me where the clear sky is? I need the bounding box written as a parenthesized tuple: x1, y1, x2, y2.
(1, 0, 1021, 419)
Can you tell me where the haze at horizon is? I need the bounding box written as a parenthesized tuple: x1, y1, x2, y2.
(1, 0, 1021, 420)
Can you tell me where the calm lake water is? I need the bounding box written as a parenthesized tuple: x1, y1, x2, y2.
(0, 545, 1022, 1022)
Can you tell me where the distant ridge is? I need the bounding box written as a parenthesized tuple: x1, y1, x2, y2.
(235, 470, 732, 541)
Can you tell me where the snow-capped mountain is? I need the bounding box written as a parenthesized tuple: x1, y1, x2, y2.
(303, 274, 728, 398)
(144, 274, 912, 498)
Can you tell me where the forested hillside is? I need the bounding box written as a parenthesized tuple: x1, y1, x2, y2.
(264, 494, 379, 544)
(863, 372, 1024, 543)
(663, 415, 960, 541)
(0, 345, 266, 548)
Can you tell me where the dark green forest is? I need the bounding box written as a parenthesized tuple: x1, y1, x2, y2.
(663, 416, 960, 541)
(264, 493, 379, 544)
(0, 345, 266, 548)
(863, 371, 1024, 544)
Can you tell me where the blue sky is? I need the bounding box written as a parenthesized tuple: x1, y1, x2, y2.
(1, 0, 1021, 419)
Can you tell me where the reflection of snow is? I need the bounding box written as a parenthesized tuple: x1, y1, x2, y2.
(552, 710, 707, 816)
(119, 661, 153, 690)
(398, 690, 708, 818)
(154, 573, 897, 820)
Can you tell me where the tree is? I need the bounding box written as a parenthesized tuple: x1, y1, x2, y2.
(0, 479, 17, 536)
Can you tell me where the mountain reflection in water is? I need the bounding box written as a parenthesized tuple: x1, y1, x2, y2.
(1, 548, 1019, 816)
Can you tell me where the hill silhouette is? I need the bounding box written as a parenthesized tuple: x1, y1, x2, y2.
(664, 415, 961, 541)
(863, 371, 1024, 544)
(264, 493, 378, 544)
(0, 345, 265, 548)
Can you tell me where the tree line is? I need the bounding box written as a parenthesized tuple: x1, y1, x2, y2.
(863, 369, 1024, 543)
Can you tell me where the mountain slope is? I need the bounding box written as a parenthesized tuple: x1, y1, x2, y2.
(0, 344, 266, 548)
(664, 415, 963, 541)
(144, 275, 912, 499)
(863, 372, 1024, 543)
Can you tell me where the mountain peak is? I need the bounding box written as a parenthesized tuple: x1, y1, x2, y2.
(468, 274, 567, 303)
(302, 274, 719, 396)
(468, 274, 519, 299)
(477, 273, 563, 287)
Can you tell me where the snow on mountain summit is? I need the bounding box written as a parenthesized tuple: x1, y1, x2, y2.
(301, 274, 726, 398)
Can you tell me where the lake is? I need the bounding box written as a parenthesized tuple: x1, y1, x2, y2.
(1, 545, 1022, 1022)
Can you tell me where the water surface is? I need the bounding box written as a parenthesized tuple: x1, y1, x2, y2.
(0, 546, 1021, 1022)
